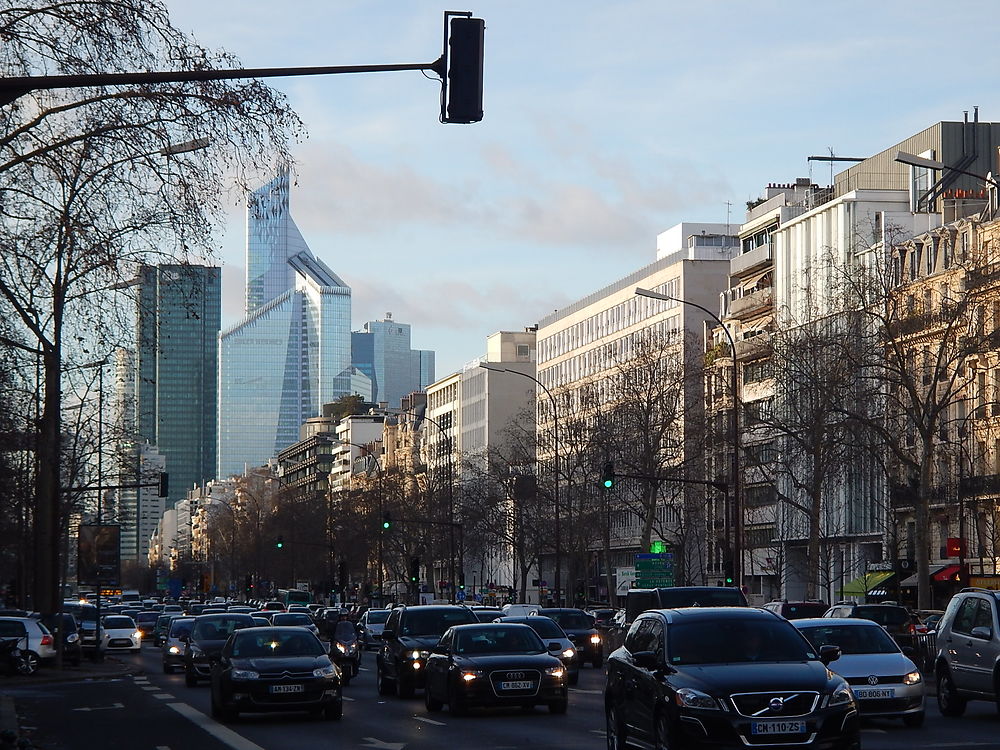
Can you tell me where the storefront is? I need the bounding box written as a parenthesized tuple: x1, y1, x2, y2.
(837, 571, 898, 603)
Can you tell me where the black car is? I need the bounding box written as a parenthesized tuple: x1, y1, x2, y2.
(184, 613, 255, 686)
(503, 616, 580, 685)
(538, 608, 604, 667)
(61, 603, 100, 659)
(605, 608, 860, 750)
(423, 623, 568, 715)
(38, 613, 82, 666)
(210, 626, 341, 721)
(376, 605, 480, 698)
(470, 608, 504, 623)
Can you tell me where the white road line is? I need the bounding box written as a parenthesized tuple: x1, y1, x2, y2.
(166, 702, 268, 750)
(861, 728, 887, 734)
(156, 746, 170, 749)
(570, 688, 603, 695)
(141, 686, 159, 691)
(413, 716, 446, 726)
(358, 667, 371, 672)
(590, 730, 607, 736)
(343, 696, 356, 702)
(154, 694, 173, 700)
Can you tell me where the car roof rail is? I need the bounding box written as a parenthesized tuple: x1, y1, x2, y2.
(960, 587, 998, 594)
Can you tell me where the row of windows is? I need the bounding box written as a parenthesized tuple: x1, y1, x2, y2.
(538, 278, 680, 364)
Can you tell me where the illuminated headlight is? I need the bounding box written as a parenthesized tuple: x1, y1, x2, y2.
(133, 632, 143, 640)
(168, 646, 181, 654)
(562, 648, 576, 659)
(231, 669, 259, 681)
(903, 670, 922, 686)
(544, 666, 565, 678)
(336, 642, 347, 654)
(409, 649, 429, 659)
(589, 634, 601, 645)
(313, 665, 338, 679)
(828, 686, 855, 707)
(675, 688, 720, 710)
(411, 661, 421, 670)
(461, 670, 482, 682)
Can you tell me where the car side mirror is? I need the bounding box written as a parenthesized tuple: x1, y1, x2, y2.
(179, 635, 189, 643)
(381, 629, 395, 640)
(432, 645, 449, 655)
(819, 644, 841, 665)
(632, 650, 660, 670)
(547, 641, 562, 652)
(900, 645, 915, 656)
(971, 625, 993, 640)
(322, 642, 331, 654)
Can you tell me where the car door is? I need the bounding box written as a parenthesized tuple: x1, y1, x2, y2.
(632, 617, 666, 744)
(381, 609, 401, 680)
(621, 618, 654, 736)
(425, 629, 452, 700)
(946, 597, 979, 690)
(965, 597, 997, 694)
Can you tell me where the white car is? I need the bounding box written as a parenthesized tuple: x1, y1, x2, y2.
(501, 603, 539, 618)
(100, 615, 141, 653)
(0, 616, 57, 672)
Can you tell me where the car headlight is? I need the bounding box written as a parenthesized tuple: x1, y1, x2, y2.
(828, 686, 855, 707)
(545, 666, 565, 678)
(903, 670, 922, 686)
(66, 633, 79, 643)
(168, 646, 181, 654)
(461, 670, 483, 682)
(313, 665, 338, 679)
(590, 634, 601, 644)
(675, 688, 720, 710)
(409, 649, 429, 659)
(231, 669, 259, 681)
(336, 642, 347, 653)
(133, 632, 143, 640)
(562, 648, 576, 659)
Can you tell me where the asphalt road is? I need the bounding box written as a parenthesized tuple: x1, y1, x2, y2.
(9, 644, 1000, 749)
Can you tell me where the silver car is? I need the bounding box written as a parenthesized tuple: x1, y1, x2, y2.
(359, 609, 389, 650)
(794, 617, 925, 726)
(0, 616, 56, 672)
(161, 617, 194, 673)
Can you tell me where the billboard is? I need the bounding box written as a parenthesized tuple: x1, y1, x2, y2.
(77, 524, 121, 587)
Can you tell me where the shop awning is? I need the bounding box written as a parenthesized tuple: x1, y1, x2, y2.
(899, 566, 946, 587)
(838, 571, 895, 597)
(933, 564, 962, 582)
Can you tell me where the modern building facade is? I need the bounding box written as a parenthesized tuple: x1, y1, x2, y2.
(351, 313, 434, 408)
(217, 170, 356, 479)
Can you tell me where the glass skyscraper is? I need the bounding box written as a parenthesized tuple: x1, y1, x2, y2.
(217, 170, 355, 479)
(351, 314, 435, 408)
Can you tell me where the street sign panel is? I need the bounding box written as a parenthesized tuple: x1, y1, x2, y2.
(456, 590, 466, 602)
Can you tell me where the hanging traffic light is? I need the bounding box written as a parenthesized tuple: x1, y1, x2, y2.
(382, 513, 392, 531)
(723, 559, 734, 586)
(409, 557, 420, 584)
(601, 461, 615, 490)
(276, 536, 284, 549)
(444, 16, 485, 124)
(458, 572, 466, 590)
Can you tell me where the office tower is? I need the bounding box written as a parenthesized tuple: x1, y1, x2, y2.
(351, 313, 435, 407)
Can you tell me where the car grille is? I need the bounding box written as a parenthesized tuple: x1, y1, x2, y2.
(856, 696, 919, 713)
(730, 691, 819, 718)
(257, 670, 315, 680)
(109, 639, 133, 647)
(845, 675, 905, 686)
(489, 669, 540, 697)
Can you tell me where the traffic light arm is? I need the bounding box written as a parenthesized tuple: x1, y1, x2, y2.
(614, 471, 728, 493)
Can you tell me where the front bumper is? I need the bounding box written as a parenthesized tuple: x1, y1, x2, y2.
(222, 678, 341, 713)
(672, 705, 860, 749)
(457, 675, 567, 707)
(851, 682, 924, 717)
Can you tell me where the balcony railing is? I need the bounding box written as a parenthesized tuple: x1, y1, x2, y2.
(729, 287, 773, 319)
(731, 243, 772, 276)
(735, 332, 771, 360)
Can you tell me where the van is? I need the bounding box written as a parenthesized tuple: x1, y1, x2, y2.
(624, 586, 748, 624)
(121, 590, 141, 604)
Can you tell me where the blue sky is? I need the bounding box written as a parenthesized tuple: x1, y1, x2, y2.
(165, 0, 1000, 377)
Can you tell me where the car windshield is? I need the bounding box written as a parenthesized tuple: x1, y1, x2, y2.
(545, 612, 595, 630)
(522, 619, 564, 638)
(668, 619, 815, 665)
(103, 617, 135, 629)
(168, 620, 194, 637)
(272, 614, 312, 626)
(366, 610, 390, 624)
(798, 624, 900, 654)
(454, 626, 545, 655)
(231, 629, 323, 658)
(136, 612, 159, 623)
(401, 609, 477, 637)
(854, 607, 908, 627)
(193, 618, 247, 640)
(72, 606, 98, 622)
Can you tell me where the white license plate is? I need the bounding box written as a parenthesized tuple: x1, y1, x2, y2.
(500, 680, 534, 690)
(854, 688, 895, 699)
(269, 684, 304, 694)
(751, 720, 806, 735)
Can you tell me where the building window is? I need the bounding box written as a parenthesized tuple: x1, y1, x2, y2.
(516, 344, 529, 358)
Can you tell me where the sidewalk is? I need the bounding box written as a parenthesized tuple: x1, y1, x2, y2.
(0, 655, 142, 687)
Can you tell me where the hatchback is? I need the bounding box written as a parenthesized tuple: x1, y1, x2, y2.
(0, 617, 56, 672)
(100, 615, 141, 653)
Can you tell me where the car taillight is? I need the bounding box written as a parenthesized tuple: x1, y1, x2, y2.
(40, 635, 53, 646)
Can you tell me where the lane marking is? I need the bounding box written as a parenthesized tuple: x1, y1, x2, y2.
(590, 730, 607, 736)
(570, 688, 602, 695)
(167, 702, 268, 750)
(413, 716, 445, 726)
(156, 746, 170, 749)
(343, 696, 356, 701)
(861, 728, 887, 734)
(359, 667, 371, 672)
(141, 686, 159, 691)
(155, 694, 173, 700)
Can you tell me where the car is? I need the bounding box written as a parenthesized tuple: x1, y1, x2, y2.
(624, 586, 749, 625)
(133, 611, 160, 642)
(423, 622, 568, 715)
(61, 603, 100, 657)
(251, 610, 276, 623)
(932, 588, 1000, 716)
(188, 604, 208, 617)
(470, 608, 504, 623)
(587, 608, 620, 632)
(376, 605, 480, 698)
(271, 612, 320, 637)
(0, 617, 56, 673)
(916, 609, 944, 632)
(287, 605, 312, 614)
(209, 626, 342, 721)
(793, 617, 925, 726)
(251, 616, 270, 627)
(226, 606, 254, 614)
(358, 609, 390, 649)
(605, 607, 860, 750)
(162, 617, 195, 673)
(183, 613, 256, 686)
(500, 603, 539, 618)
(822, 603, 915, 649)
(153, 613, 180, 646)
(502, 616, 579, 685)
(762, 601, 830, 620)
(36, 613, 83, 666)
(99, 615, 141, 653)
(538, 608, 604, 667)
(262, 601, 286, 612)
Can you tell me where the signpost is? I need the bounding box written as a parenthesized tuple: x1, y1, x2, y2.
(634, 551, 674, 588)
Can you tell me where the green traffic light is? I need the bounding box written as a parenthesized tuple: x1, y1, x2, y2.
(603, 478, 613, 488)
(382, 521, 391, 530)
(725, 577, 733, 585)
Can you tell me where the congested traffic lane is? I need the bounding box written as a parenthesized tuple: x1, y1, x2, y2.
(135, 639, 609, 750)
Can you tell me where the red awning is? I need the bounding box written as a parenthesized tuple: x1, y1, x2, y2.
(933, 565, 961, 582)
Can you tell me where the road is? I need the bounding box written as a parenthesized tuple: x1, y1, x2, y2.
(8, 644, 1000, 749)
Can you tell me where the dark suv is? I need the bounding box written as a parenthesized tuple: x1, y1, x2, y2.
(605, 608, 860, 749)
(822, 603, 915, 649)
(183, 613, 255, 686)
(376, 605, 479, 698)
(538, 608, 604, 667)
(933, 588, 1000, 716)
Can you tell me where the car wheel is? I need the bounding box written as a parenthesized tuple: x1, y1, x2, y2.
(185, 666, 198, 688)
(549, 699, 568, 714)
(448, 683, 468, 716)
(425, 685, 443, 712)
(17, 650, 39, 676)
(653, 709, 672, 750)
(376, 665, 395, 696)
(396, 669, 415, 699)
(210, 692, 236, 722)
(937, 669, 967, 717)
(606, 702, 627, 750)
(903, 710, 925, 727)
(323, 700, 343, 720)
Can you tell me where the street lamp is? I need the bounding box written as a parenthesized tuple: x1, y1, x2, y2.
(634, 287, 743, 588)
(478, 363, 562, 606)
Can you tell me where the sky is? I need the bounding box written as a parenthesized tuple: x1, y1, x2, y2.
(164, 0, 1000, 377)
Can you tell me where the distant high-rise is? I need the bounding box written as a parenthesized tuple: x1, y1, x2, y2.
(351, 313, 435, 408)
(218, 170, 356, 478)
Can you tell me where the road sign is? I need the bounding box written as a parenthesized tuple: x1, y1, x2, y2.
(635, 552, 674, 587)
(456, 590, 466, 602)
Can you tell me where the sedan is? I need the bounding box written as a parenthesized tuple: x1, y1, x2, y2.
(794, 617, 925, 726)
(162, 617, 194, 673)
(184, 614, 255, 686)
(423, 623, 568, 715)
(210, 627, 342, 721)
(538, 608, 603, 667)
(100, 615, 141, 653)
(271, 612, 321, 637)
(358, 609, 389, 649)
(502, 616, 579, 685)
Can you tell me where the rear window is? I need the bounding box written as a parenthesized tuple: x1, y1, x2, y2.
(169, 620, 194, 637)
(104, 617, 135, 629)
(784, 603, 828, 620)
(366, 610, 390, 624)
(854, 607, 908, 627)
(400, 608, 478, 637)
(656, 588, 747, 608)
(272, 613, 312, 626)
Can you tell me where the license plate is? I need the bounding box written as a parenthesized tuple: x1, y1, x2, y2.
(854, 687, 895, 699)
(500, 680, 534, 690)
(751, 720, 806, 735)
(269, 684, 304, 694)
